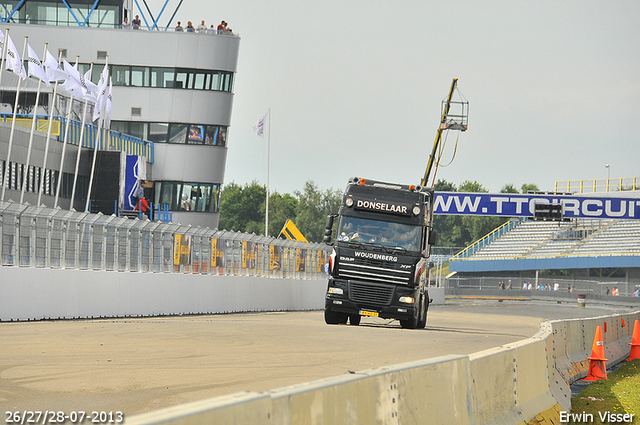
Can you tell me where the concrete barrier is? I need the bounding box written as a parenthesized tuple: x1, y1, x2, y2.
(125, 310, 640, 425)
(0, 267, 327, 321)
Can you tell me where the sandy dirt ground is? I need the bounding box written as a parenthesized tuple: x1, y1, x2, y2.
(0, 300, 627, 419)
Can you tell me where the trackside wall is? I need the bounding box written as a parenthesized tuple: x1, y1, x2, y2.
(125, 311, 640, 425)
(0, 268, 327, 321)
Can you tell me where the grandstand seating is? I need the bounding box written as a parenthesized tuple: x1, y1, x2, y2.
(457, 218, 640, 260)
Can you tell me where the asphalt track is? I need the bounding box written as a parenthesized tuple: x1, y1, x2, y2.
(0, 300, 631, 418)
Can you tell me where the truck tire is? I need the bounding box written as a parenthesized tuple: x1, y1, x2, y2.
(401, 295, 426, 330)
(417, 295, 428, 329)
(324, 308, 348, 325)
(349, 314, 361, 326)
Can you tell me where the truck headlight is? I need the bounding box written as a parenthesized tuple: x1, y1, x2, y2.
(328, 287, 344, 295)
(399, 296, 415, 304)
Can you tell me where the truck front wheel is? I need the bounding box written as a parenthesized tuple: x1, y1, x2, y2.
(349, 314, 361, 326)
(417, 295, 428, 329)
(324, 308, 348, 325)
(400, 295, 426, 329)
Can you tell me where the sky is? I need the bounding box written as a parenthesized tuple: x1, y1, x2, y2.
(147, 0, 640, 195)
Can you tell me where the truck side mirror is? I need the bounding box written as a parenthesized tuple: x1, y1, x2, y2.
(323, 215, 335, 244)
(428, 229, 437, 246)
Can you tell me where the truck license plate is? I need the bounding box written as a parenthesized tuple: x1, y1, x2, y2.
(359, 310, 379, 317)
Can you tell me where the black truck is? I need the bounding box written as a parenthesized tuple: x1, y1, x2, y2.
(322, 177, 436, 329)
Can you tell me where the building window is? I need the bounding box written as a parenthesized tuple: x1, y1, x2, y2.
(156, 181, 221, 213)
(7, 1, 120, 27)
(111, 121, 228, 146)
(130, 66, 148, 87)
(89, 64, 233, 93)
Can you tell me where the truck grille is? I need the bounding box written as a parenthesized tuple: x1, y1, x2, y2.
(337, 257, 411, 285)
(349, 281, 395, 306)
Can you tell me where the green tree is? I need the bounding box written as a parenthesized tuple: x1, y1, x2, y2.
(521, 183, 539, 193)
(294, 181, 342, 242)
(268, 192, 299, 237)
(218, 181, 266, 233)
(500, 184, 519, 193)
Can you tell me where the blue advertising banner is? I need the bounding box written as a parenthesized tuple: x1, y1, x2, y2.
(434, 192, 640, 220)
(124, 155, 145, 211)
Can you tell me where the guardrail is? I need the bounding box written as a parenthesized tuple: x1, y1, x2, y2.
(0, 200, 329, 279)
(447, 276, 640, 298)
(555, 177, 640, 193)
(0, 114, 154, 163)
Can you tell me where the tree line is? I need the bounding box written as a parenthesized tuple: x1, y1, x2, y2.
(219, 179, 539, 246)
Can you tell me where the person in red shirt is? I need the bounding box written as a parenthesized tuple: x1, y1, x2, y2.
(135, 197, 149, 213)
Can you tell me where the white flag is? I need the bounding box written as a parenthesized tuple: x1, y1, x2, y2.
(81, 69, 98, 100)
(253, 112, 267, 137)
(60, 59, 84, 98)
(92, 64, 109, 122)
(44, 49, 66, 82)
(5, 35, 26, 79)
(27, 44, 51, 86)
(104, 78, 113, 128)
(61, 59, 95, 102)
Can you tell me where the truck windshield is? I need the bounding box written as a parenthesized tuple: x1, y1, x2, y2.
(336, 216, 422, 252)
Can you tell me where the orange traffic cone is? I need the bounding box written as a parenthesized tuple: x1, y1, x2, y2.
(583, 325, 608, 381)
(629, 319, 640, 361)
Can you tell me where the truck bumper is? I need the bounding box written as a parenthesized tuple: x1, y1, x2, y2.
(325, 294, 418, 321)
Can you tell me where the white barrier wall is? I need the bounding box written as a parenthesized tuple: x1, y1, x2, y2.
(0, 268, 327, 321)
(125, 311, 640, 425)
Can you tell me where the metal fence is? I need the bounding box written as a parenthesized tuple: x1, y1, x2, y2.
(446, 276, 639, 297)
(0, 200, 330, 279)
(0, 114, 154, 163)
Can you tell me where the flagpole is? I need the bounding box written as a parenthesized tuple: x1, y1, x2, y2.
(69, 60, 93, 210)
(38, 48, 62, 206)
(20, 43, 49, 204)
(1, 35, 28, 202)
(54, 91, 75, 208)
(85, 58, 108, 212)
(0, 29, 7, 198)
(0, 29, 9, 112)
(265, 108, 270, 237)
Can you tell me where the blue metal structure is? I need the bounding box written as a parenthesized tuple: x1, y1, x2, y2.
(0, 0, 178, 29)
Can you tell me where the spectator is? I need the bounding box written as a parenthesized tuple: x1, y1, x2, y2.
(217, 20, 226, 33)
(186, 21, 195, 32)
(121, 17, 130, 29)
(197, 20, 207, 32)
(605, 287, 610, 295)
(132, 15, 141, 29)
(553, 282, 559, 291)
(612, 287, 619, 296)
(175, 21, 183, 31)
(634, 288, 639, 297)
(135, 197, 149, 214)
(527, 282, 532, 290)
